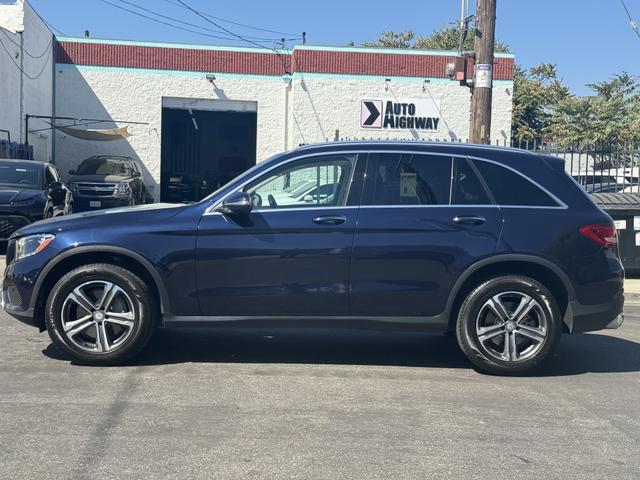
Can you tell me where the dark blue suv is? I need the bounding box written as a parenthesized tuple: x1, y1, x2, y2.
(2, 142, 624, 374)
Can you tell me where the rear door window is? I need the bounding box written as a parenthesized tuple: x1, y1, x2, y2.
(452, 158, 493, 205)
(472, 159, 559, 207)
(366, 153, 452, 206)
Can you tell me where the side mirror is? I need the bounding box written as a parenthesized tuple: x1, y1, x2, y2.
(48, 181, 63, 191)
(68, 170, 76, 175)
(133, 171, 141, 177)
(219, 191, 252, 215)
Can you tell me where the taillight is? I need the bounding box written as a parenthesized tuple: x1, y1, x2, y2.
(580, 224, 618, 248)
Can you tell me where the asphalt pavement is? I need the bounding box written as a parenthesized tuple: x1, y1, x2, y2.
(1, 254, 640, 479)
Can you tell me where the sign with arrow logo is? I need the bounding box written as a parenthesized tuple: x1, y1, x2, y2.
(361, 100, 382, 128)
(360, 99, 440, 131)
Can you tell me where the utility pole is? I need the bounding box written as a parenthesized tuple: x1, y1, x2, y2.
(469, 0, 497, 144)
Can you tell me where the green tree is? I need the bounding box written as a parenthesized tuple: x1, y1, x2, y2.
(415, 22, 510, 53)
(361, 23, 510, 52)
(511, 64, 571, 141)
(546, 73, 640, 147)
(362, 30, 415, 49)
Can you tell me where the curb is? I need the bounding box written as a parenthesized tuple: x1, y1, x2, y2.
(626, 293, 640, 306)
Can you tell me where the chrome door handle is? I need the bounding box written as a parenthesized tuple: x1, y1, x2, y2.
(453, 215, 486, 226)
(313, 215, 347, 225)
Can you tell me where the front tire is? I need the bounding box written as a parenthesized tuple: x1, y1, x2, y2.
(45, 263, 157, 365)
(456, 275, 562, 375)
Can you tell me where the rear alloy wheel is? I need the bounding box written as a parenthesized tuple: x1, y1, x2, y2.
(45, 263, 156, 365)
(456, 275, 562, 375)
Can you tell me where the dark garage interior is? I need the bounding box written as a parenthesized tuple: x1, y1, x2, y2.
(160, 106, 257, 202)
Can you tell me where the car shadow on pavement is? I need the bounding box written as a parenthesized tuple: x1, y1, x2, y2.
(42, 327, 640, 376)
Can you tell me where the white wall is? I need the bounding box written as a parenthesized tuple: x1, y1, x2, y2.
(55, 65, 514, 200)
(289, 74, 513, 146)
(0, 0, 54, 160)
(54, 66, 289, 199)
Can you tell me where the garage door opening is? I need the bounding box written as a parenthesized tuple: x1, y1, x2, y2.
(161, 97, 257, 203)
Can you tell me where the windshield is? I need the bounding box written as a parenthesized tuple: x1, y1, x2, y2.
(76, 158, 134, 176)
(0, 161, 41, 189)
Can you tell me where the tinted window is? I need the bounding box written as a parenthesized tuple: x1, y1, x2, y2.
(453, 158, 492, 205)
(245, 155, 356, 210)
(473, 160, 558, 207)
(44, 166, 55, 185)
(0, 161, 41, 189)
(369, 153, 452, 205)
(77, 158, 134, 176)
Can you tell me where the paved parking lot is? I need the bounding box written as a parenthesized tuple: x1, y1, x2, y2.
(2, 254, 640, 480)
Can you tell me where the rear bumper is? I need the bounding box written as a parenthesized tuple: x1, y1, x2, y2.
(566, 289, 625, 333)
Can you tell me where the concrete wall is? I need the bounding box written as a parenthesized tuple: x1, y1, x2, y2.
(0, 0, 54, 160)
(54, 66, 290, 199)
(289, 73, 512, 145)
(55, 65, 513, 200)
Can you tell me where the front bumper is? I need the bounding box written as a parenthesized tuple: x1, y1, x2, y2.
(74, 196, 131, 211)
(566, 289, 625, 333)
(2, 244, 51, 330)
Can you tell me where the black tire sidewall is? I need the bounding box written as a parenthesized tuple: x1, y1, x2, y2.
(45, 264, 155, 365)
(457, 276, 562, 375)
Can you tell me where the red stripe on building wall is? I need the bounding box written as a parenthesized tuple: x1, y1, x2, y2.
(56, 41, 514, 80)
(56, 41, 291, 76)
(294, 50, 514, 80)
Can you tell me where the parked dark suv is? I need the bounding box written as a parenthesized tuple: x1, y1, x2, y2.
(0, 159, 73, 242)
(2, 142, 624, 374)
(68, 156, 146, 211)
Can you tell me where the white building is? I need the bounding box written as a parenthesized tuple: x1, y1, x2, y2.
(1, 0, 515, 201)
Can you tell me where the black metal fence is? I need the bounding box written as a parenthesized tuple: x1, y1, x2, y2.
(510, 139, 640, 194)
(328, 134, 640, 195)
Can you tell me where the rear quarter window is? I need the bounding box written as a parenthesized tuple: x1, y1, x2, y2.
(473, 160, 560, 207)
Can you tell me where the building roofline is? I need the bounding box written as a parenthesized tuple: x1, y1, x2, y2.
(55, 36, 286, 54)
(56, 35, 514, 59)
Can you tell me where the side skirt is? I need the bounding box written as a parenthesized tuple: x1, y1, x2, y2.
(162, 314, 449, 332)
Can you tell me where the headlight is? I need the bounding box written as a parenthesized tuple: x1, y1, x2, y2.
(114, 183, 130, 196)
(15, 234, 55, 261)
(10, 198, 36, 206)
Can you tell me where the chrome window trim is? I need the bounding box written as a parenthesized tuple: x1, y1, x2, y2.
(206, 206, 359, 215)
(204, 149, 567, 215)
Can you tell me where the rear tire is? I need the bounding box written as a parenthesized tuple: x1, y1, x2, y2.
(45, 263, 157, 365)
(456, 275, 562, 375)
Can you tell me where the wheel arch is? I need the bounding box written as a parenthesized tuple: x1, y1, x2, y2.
(445, 255, 575, 333)
(31, 246, 170, 330)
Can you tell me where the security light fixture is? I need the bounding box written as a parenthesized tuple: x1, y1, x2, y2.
(206, 74, 216, 83)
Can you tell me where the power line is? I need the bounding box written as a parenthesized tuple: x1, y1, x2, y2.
(0, 34, 52, 80)
(161, 0, 299, 37)
(109, 0, 295, 42)
(174, 0, 292, 74)
(0, 28, 53, 58)
(619, 0, 640, 40)
(43, 19, 66, 36)
(173, 0, 280, 50)
(97, 0, 277, 45)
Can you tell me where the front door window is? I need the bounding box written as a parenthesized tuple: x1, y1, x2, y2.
(244, 155, 356, 210)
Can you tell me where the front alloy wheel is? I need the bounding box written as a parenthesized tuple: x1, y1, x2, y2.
(46, 263, 156, 365)
(61, 281, 137, 353)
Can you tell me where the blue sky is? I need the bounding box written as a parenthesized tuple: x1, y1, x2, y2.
(29, 0, 640, 96)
